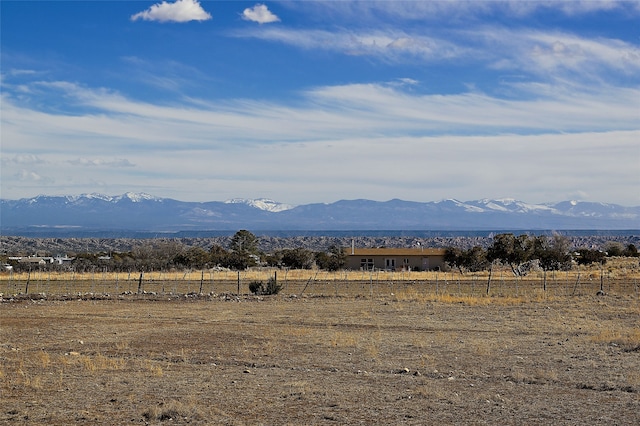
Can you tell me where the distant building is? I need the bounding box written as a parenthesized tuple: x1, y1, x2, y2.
(344, 247, 446, 271)
(6, 256, 75, 267)
(17, 256, 51, 265)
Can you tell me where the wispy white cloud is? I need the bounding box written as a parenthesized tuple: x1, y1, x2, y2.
(480, 28, 640, 80)
(289, 1, 640, 21)
(236, 24, 640, 88)
(119, 56, 211, 93)
(1, 154, 45, 165)
(15, 169, 52, 183)
(232, 27, 466, 62)
(68, 158, 135, 168)
(131, 0, 211, 23)
(6, 69, 40, 77)
(1, 74, 638, 204)
(242, 4, 280, 24)
(2, 77, 638, 148)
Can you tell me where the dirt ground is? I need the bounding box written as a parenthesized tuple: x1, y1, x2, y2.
(1, 292, 639, 425)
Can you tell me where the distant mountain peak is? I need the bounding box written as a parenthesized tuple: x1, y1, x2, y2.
(117, 192, 160, 202)
(224, 198, 294, 212)
(59, 192, 161, 203)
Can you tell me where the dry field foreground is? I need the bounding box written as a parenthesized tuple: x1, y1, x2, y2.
(1, 289, 640, 425)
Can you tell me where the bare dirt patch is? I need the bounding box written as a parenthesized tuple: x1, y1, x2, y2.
(1, 294, 639, 425)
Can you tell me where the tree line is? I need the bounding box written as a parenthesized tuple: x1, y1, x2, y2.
(445, 233, 637, 275)
(2, 230, 637, 274)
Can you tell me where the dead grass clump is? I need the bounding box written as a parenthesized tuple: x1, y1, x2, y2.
(591, 328, 640, 351)
(284, 326, 312, 337)
(142, 400, 203, 422)
(330, 331, 358, 347)
(144, 360, 164, 377)
(507, 368, 558, 385)
(34, 350, 51, 368)
(393, 290, 529, 306)
(59, 353, 126, 373)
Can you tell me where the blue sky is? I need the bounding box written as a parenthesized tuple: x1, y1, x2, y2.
(1, 1, 639, 206)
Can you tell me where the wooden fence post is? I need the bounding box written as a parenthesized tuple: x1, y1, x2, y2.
(486, 263, 493, 296)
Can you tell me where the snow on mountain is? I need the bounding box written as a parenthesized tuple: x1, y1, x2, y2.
(469, 198, 556, 214)
(435, 199, 485, 212)
(116, 192, 162, 203)
(58, 192, 161, 203)
(1, 194, 638, 232)
(224, 198, 294, 212)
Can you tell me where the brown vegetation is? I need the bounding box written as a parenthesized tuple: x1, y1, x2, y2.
(1, 261, 639, 424)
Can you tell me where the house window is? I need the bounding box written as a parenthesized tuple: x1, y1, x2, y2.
(385, 258, 396, 270)
(360, 258, 374, 270)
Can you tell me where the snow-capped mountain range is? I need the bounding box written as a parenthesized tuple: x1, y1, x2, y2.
(1, 193, 638, 234)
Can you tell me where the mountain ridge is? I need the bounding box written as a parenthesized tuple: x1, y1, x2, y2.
(1, 193, 638, 234)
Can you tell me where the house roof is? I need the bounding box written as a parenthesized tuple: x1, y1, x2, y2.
(345, 248, 446, 256)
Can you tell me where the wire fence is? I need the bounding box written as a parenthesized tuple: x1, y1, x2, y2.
(1, 268, 639, 299)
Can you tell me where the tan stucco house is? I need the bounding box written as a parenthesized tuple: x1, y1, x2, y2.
(344, 247, 446, 271)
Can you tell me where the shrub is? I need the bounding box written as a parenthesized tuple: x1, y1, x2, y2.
(249, 277, 282, 295)
(264, 277, 282, 295)
(249, 281, 263, 294)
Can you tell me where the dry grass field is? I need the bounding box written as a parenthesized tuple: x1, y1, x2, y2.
(1, 259, 639, 425)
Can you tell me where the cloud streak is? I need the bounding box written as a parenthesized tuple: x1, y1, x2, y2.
(291, 1, 640, 21)
(235, 25, 640, 84)
(3, 77, 638, 150)
(68, 158, 135, 168)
